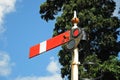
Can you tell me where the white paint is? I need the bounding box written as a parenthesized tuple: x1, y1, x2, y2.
(72, 23, 78, 29)
(71, 11, 79, 80)
(73, 11, 78, 28)
(74, 11, 77, 18)
(71, 48, 79, 80)
(39, 41, 46, 53)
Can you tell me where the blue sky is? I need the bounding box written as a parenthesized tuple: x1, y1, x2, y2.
(0, 0, 120, 80)
(0, 0, 62, 80)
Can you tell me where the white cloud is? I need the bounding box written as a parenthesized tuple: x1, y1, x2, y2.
(0, 51, 14, 76)
(113, 0, 120, 17)
(15, 57, 62, 80)
(47, 56, 59, 74)
(15, 74, 62, 80)
(0, 0, 16, 34)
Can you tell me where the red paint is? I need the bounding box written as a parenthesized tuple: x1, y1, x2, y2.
(29, 44, 40, 58)
(47, 30, 70, 51)
(29, 30, 70, 58)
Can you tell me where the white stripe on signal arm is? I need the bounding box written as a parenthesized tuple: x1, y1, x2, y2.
(39, 41, 46, 54)
(29, 30, 70, 58)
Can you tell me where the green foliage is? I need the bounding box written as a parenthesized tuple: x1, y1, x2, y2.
(40, 0, 120, 80)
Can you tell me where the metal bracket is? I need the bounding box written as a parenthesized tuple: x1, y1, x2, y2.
(72, 61, 80, 65)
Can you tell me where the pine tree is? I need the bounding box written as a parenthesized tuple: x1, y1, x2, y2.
(40, 0, 120, 80)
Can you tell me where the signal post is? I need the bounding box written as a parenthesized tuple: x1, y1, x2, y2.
(29, 11, 83, 80)
(71, 11, 81, 80)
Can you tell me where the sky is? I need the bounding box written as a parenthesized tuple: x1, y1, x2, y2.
(0, 0, 120, 80)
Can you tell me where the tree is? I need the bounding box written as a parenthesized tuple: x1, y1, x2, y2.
(40, 0, 120, 80)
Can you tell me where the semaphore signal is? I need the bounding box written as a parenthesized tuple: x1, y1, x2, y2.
(29, 11, 86, 80)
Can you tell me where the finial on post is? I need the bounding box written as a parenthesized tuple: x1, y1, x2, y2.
(74, 11, 77, 18)
(71, 11, 80, 25)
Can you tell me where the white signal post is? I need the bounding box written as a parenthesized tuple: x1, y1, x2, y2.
(29, 11, 81, 80)
(71, 11, 80, 80)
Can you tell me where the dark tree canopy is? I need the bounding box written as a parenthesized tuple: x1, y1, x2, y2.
(40, 0, 120, 80)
